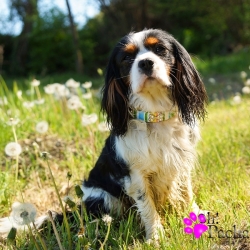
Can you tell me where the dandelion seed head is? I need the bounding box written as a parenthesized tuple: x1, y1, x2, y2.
(246, 79, 250, 86)
(82, 81, 92, 89)
(6, 117, 20, 126)
(81, 113, 98, 126)
(102, 214, 112, 225)
(10, 202, 37, 226)
(23, 101, 35, 109)
(16, 90, 22, 98)
(67, 96, 83, 110)
(31, 79, 40, 87)
(242, 86, 250, 94)
(232, 95, 241, 105)
(98, 122, 110, 132)
(65, 78, 80, 88)
(240, 71, 247, 79)
(82, 92, 92, 99)
(36, 121, 49, 134)
(34, 99, 45, 105)
(5, 142, 22, 157)
(0, 96, 8, 106)
(208, 78, 216, 84)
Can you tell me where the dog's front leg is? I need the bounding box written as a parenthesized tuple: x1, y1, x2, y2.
(124, 170, 164, 240)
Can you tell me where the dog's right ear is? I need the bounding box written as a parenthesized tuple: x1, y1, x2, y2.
(101, 44, 130, 136)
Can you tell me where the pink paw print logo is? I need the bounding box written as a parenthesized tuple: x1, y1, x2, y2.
(183, 212, 208, 239)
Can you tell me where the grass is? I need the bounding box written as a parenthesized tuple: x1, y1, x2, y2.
(0, 70, 250, 249)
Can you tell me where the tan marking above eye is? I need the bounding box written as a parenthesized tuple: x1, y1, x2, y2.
(144, 37, 159, 46)
(123, 43, 137, 53)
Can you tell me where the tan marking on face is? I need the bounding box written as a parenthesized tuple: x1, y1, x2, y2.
(144, 37, 159, 46)
(124, 43, 137, 53)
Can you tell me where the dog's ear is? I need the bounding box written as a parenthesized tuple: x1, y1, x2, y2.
(101, 45, 130, 136)
(171, 39, 208, 126)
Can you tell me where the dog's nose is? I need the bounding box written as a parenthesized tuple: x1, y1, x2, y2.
(138, 59, 154, 75)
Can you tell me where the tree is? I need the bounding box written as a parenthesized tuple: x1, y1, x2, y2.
(65, 0, 83, 74)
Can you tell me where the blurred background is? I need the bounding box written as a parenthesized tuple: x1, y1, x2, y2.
(0, 0, 250, 98)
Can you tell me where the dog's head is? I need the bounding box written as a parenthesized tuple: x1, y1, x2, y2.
(102, 29, 207, 136)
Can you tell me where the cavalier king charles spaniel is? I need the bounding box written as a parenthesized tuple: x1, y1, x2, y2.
(0, 29, 207, 241)
(82, 29, 207, 240)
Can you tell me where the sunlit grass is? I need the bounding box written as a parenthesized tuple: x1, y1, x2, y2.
(0, 75, 250, 249)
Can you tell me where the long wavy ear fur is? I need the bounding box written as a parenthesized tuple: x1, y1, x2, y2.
(171, 39, 208, 126)
(101, 43, 130, 136)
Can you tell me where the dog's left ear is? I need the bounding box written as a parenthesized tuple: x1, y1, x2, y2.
(171, 39, 208, 126)
(101, 44, 130, 136)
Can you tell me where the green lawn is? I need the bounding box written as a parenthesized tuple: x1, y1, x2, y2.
(0, 71, 250, 249)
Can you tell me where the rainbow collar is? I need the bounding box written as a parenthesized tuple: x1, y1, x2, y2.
(132, 110, 176, 123)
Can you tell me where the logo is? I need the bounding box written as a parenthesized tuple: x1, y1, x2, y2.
(183, 212, 208, 239)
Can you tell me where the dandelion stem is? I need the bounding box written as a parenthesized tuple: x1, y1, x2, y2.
(47, 210, 65, 250)
(99, 223, 111, 250)
(45, 157, 72, 250)
(27, 223, 41, 250)
(32, 222, 48, 250)
(35, 86, 42, 100)
(11, 123, 19, 181)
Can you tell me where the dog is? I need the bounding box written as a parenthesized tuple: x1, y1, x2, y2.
(82, 29, 207, 240)
(0, 29, 207, 241)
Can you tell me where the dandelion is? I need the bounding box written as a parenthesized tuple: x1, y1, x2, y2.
(0, 96, 8, 106)
(67, 96, 84, 110)
(25, 89, 34, 96)
(23, 101, 35, 109)
(16, 90, 22, 99)
(10, 202, 37, 226)
(44, 84, 57, 95)
(232, 95, 241, 105)
(82, 113, 98, 126)
(6, 118, 20, 126)
(242, 86, 250, 94)
(5, 142, 22, 157)
(34, 99, 45, 105)
(31, 79, 40, 87)
(82, 92, 92, 99)
(98, 122, 110, 132)
(246, 79, 250, 86)
(208, 78, 216, 84)
(54, 85, 70, 99)
(36, 121, 49, 134)
(102, 214, 112, 225)
(82, 81, 92, 89)
(65, 78, 80, 88)
(240, 71, 247, 79)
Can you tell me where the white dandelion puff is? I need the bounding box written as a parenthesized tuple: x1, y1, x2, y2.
(0, 96, 8, 106)
(102, 214, 112, 225)
(81, 113, 98, 126)
(242, 86, 250, 94)
(6, 118, 20, 126)
(232, 95, 241, 105)
(65, 78, 80, 88)
(16, 90, 22, 99)
(246, 79, 250, 86)
(208, 78, 216, 84)
(67, 96, 84, 110)
(36, 121, 49, 134)
(54, 84, 70, 99)
(82, 92, 92, 99)
(34, 99, 45, 105)
(31, 79, 40, 87)
(82, 81, 92, 89)
(240, 71, 247, 79)
(10, 202, 37, 226)
(44, 84, 57, 95)
(23, 101, 35, 109)
(98, 122, 110, 132)
(5, 142, 22, 157)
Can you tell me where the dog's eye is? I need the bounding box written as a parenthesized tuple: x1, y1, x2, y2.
(155, 45, 165, 54)
(123, 55, 133, 62)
